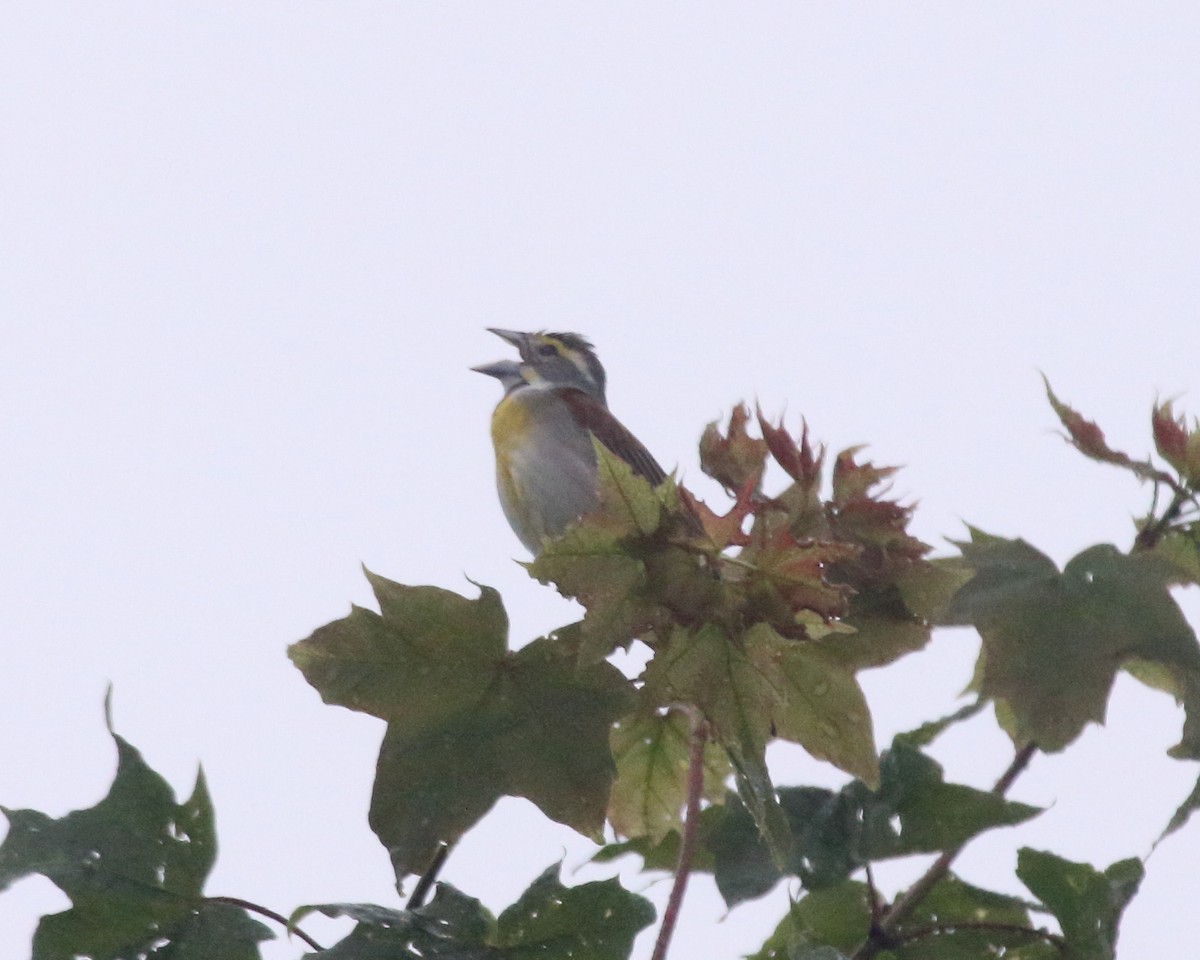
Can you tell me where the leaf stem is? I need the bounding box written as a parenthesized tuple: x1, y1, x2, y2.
(407, 842, 452, 909)
(650, 704, 709, 960)
(206, 895, 324, 952)
(1134, 485, 1195, 551)
(850, 741, 1037, 960)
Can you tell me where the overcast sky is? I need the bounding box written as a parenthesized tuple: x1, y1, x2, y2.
(2, 5, 1199, 957)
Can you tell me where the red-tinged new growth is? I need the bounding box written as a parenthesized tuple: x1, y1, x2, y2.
(682, 478, 756, 550)
(1153, 401, 1200, 487)
(699, 404, 769, 493)
(757, 406, 824, 488)
(1044, 376, 1175, 487)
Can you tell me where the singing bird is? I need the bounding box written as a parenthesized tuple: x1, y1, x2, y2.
(473, 328, 680, 554)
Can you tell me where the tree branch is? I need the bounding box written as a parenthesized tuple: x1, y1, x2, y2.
(850, 741, 1037, 960)
(650, 704, 709, 960)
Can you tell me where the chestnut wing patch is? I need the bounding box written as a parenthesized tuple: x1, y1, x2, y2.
(557, 389, 669, 486)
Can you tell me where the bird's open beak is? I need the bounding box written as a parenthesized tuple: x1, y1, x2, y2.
(471, 359, 521, 379)
(486, 328, 530, 351)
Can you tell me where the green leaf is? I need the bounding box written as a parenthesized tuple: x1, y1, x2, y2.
(495, 864, 655, 960)
(146, 902, 274, 960)
(496, 640, 636, 830)
(608, 710, 730, 842)
(894, 700, 986, 750)
(300, 883, 495, 959)
(527, 445, 716, 664)
(891, 875, 1055, 959)
(703, 794, 786, 906)
(728, 742, 796, 872)
(641, 623, 795, 864)
(590, 438, 663, 536)
(865, 743, 1042, 857)
(527, 523, 655, 664)
(643, 624, 780, 753)
(766, 627, 880, 788)
(947, 532, 1200, 754)
(746, 883, 870, 959)
(372, 638, 638, 878)
(592, 822, 721, 874)
(1158, 769, 1200, 843)
(895, 558, 975, 623)
(525, 445, 678, 663)
(702, 786, 865, 906)
(1155, 530, 1200, 586)
(0, 728, 270, 960)
(1016, 849, 1143, 960)
(288, 573, 505, 725)
(306, 870, 653, 960)
(293, 572, 634, 879)
(815, 614, 931, 673)
(370, 636, 633, 878)
(697, 741, 1041, 907)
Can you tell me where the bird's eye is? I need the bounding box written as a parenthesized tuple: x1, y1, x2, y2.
(537, 344, 558, 357)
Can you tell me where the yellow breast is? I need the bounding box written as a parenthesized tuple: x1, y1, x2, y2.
(490, 393, 534, 457)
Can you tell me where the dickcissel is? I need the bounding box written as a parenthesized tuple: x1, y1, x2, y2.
(473, 328, 681, 555)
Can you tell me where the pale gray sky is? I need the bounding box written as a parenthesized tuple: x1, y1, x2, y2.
(2, 5, 1198, 957)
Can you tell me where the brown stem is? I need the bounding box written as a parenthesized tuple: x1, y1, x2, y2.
(850, 741, 1037, 960)
(407, 843, 452, 910)
(1134, 485, 1193, 551)
(650, 704, 709, 960)
(206, 895, 323, 952)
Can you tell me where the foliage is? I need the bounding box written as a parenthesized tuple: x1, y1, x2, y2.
(3, 389, 1199, 959)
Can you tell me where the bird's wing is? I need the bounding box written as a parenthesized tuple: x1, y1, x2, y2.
(556, 388, 669, 486)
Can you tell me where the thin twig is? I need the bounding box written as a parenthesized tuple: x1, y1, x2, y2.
(407, 842, 452, 910)
(206, 895, 323, 952)
(650, 704, 708, 960)
(1134, 486, 1194, 551)
(850, 741, 1037, 960)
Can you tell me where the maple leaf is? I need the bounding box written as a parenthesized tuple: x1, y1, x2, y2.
(825, 447, 930, 590)
(738, 524, 858, 630)
(831, 446, 898, 505)
(608, 709, 730, 842)
(526, 445, 678, 662)
(749, 623, 880, 787)
(700, 404, 769, 493)
(1152, 399, 1200, 485)
(682, 480, 755, 549)
(642, 623, 783, 750)
(1017, 850, 1142, 960)
(947, 530, 1200, 755)
(1044, 376, 1174, 486)
(757, 408, 824, 488)
(291, 571, 634, 879)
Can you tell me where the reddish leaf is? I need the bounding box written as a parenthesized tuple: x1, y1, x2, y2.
(742, 525, 858, 623)
(1152, 400, 1200, 484)
(831, 447, 899, 506)
(682, 481, 755, 549)
(700, 404, 769, 492)
(1152, 401, 1190, 475)
(1044, 377, 1174, 486)
(756, 409, 824, 487)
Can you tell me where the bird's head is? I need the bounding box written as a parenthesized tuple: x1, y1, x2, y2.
(473, 328, 607, 403)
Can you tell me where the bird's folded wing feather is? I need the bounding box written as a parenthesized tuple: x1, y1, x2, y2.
(556, 388, 669, 486)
